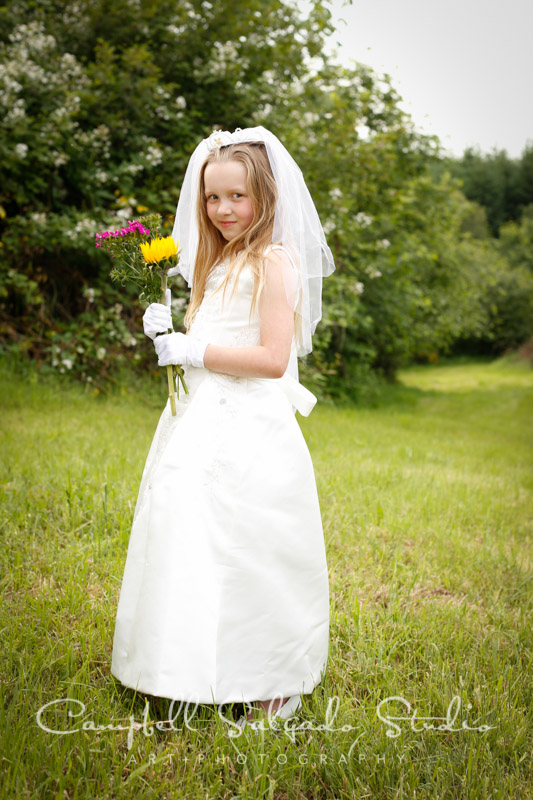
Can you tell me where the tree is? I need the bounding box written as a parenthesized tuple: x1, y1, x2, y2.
(255, 59, 531, 394)
(0, 0, 335, 373)
(443, 143, 533, 236)
(1, 1, 531, 394)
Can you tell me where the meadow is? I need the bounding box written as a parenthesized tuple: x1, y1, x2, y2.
(1, 355, 531, 799)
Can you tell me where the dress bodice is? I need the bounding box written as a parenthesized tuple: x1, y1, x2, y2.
(187, 252, 299, 373)
(187, 260, 263, 350)
(182, 248, 316, 416)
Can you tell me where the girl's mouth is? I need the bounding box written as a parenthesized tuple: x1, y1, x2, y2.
(220, 221, 236, 227)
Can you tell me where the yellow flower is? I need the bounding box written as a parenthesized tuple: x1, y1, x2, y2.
(139, 236, 178, 264)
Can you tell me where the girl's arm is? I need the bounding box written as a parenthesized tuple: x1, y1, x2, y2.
(202, 250, 295, 379)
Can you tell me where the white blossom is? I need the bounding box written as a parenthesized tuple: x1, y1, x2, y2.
(52, 151, 68, 167)
(73, 218, 95, 234)
(355, 123, 371, 140)
(15, 143, 28, 158)
(156, 105, 170, 121)
(167, 24, 187, 36)
(8, 21, 56, 51)
(355, 212, 373, 227)
(206, 41, 246, 78)
(61, 358, 73, 370)
(1, 75, 22, 93)
(96, 347, 106, 360)
(73, 125, 111, 159)
(145, 145, 163, 167)
(5, 99, 26, 121)
(302, 111, 319, 125)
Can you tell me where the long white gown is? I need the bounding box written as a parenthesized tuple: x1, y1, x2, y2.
(111, 247, 330, 705)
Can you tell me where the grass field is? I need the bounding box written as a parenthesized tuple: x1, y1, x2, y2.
(1, 355, 531, 799)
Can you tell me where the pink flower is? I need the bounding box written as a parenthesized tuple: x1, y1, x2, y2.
(95, 218, 151, 248)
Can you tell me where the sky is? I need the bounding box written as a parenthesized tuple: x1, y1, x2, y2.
(298, 0, 533, 159)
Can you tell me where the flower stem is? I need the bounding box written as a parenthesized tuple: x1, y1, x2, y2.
(160, 271, 188, 414)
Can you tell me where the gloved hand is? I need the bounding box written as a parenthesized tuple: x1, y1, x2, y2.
(142, 289, 173, 340)
(154, 332, 209, 369)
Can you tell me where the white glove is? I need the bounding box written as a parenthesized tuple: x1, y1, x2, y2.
(142, 289, 173, 340)
(154, 332, 209, 368)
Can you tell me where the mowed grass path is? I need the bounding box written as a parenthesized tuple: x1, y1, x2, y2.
(1, 356, 531, 800)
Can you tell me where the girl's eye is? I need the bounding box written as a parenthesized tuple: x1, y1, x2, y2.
(206, 193, 243, 200)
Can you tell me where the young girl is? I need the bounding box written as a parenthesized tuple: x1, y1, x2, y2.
(110, 126, 335, 728)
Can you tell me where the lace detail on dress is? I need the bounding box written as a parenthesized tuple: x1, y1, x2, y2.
(232, 322, 261, 348)
(189, 260, 260, 348)
(206, 261, 228, 287)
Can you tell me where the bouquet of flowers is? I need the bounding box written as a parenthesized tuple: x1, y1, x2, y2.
(95, 213, 187, 416)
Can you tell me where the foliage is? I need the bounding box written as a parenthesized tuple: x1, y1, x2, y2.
(445, 202, 533, 356)
(256, 60, 533, 394)
(1, 0, 531, 396)
(42, 286, 147, 389)
(498, 203, 533, 272)
(0, 0, 333, 378)
(442, 142, 533, 236)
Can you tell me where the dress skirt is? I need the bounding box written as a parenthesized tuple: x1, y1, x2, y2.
(110, 364, 330, 705)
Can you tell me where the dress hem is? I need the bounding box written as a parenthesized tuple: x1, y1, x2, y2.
(110, 668, 328, 706)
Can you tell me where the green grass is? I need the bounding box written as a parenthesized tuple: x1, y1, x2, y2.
(1, 355, 531, 799)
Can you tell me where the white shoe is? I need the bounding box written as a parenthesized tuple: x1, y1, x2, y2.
(235, 695, 302, 730)
(268, 694, 302, 721)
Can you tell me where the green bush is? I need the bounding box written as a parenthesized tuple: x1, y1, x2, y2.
(1, 1, 531, 396)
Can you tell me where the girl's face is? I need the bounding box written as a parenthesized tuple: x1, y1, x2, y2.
(204, 160, 254, 243)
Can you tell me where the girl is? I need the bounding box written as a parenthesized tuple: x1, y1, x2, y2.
(110, 126, 335, 728)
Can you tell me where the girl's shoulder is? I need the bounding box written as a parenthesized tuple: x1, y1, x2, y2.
(263, 241, 284, 257)
(263, 242, 299, 273)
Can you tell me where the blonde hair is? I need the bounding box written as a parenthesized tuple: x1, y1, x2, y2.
(183, 142, 283, 332)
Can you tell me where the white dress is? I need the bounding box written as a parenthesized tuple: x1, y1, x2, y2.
(111, 246, 330, 705)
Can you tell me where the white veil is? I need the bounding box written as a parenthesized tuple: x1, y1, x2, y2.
(170, 125, 335, 359)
